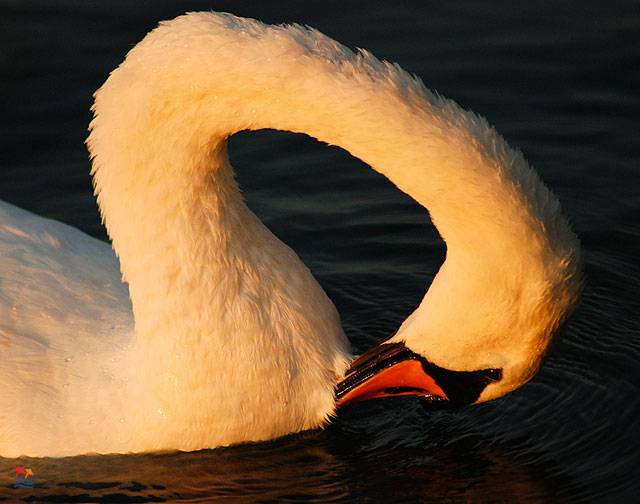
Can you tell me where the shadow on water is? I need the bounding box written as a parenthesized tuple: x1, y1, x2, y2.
(1, 408, 581, 503)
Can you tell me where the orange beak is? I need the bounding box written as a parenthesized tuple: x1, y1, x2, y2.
(335, 341, 502, 410)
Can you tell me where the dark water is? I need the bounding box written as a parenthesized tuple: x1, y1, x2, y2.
(1, 0, 639, 502)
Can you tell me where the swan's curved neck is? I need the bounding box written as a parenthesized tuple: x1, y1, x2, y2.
(88, 13, 581, 367)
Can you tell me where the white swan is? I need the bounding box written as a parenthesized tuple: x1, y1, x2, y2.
(0, 12, 582, 457)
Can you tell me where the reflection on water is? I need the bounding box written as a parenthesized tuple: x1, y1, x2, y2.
(3, 418, 579, 503)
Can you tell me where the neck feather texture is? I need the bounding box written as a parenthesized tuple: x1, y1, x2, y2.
(87, 12, 582, 430)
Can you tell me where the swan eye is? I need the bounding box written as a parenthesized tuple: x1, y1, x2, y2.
(485, 368, 502, 382)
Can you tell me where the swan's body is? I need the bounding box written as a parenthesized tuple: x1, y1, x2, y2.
(0, 12, 582, 457)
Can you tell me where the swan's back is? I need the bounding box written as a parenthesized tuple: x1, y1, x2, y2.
(0, 201, 134, 454)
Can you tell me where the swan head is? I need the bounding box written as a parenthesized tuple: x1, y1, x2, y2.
(336, 261, 583, 410)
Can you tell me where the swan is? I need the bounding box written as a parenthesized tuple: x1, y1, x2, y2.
(0, 12, 583, 457)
